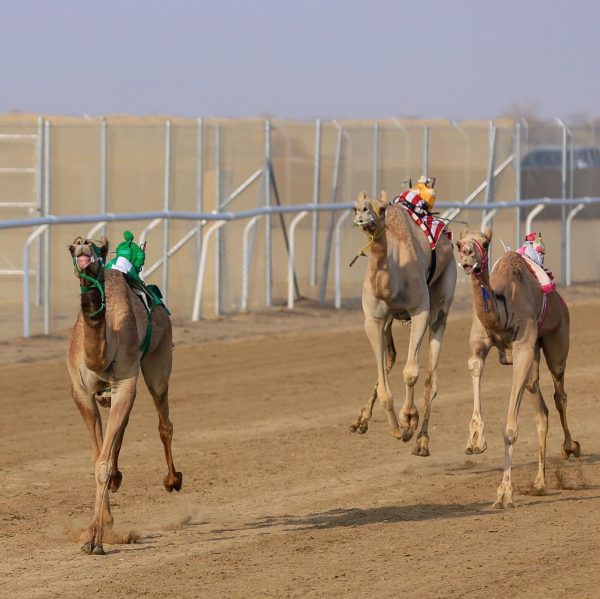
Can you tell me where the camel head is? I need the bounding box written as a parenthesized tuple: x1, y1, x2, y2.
(458, 228, 492, 275)
(353, 191, 388, 235)
(69, 236, 109, 280)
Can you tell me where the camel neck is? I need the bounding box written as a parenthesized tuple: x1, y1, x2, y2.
(470, 271, 503, 331)
(80, 286, 110, 372)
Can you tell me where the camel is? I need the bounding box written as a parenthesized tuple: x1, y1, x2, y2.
(350, 191, 457, 456)
(458, 227, 579, 508)
(67, 236, 182, 555)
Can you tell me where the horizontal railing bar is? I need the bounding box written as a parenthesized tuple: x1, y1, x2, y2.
(2, 198, 600, 231)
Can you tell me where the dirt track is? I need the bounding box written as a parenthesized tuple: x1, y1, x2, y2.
(1, 294, 600, 598)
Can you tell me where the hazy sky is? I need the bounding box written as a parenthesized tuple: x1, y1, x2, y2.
(2, 0, 599, 121)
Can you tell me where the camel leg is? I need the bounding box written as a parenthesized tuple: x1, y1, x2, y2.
(364, 315, 402, 439)
(541, 325, 580, 459)
(398, 307, 429, 443)
(350, 319, 396, 434)
(141, 338, 182, 492)
(494, 337, 535, 509)
(413, 307, 450, 457)
(81, 377, 137, 556)
(525, 346, 549, 492)
(465, 337, 492, 455)
(71, 384, 104, 462)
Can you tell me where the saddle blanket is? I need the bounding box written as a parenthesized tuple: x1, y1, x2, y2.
(519, 253, 556, 295)
(391, 190, 450, 249)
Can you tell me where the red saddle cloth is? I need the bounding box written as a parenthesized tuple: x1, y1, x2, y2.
(391, 190, 450, 249)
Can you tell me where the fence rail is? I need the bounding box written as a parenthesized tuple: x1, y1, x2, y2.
(3, 197, 599, 337)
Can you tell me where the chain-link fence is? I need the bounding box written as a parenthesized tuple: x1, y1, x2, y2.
(1, 114, 599, 339)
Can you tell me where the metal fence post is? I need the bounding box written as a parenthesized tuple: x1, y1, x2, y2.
(215, 123, 222, 315)
(100, 117, 107, 236)
(558, 119, 568, 285)
(334, 210, 351, 309)
(310, 118, 321, 287)
(481, 121, 497, 230)
(196, 118, 204, 267)
(514, 122, 522, 247)
(162, 120, 171, 303)
(43, 120, 51, 334)
(34, 117, 44, 306)
(372, 122, 380, 197)
(422, 125, 429, 178)
(319, 124, 344, 304)
(264, 119, 272, 306)
(287, 211, 308, 308)
(565, 201, 586, 286)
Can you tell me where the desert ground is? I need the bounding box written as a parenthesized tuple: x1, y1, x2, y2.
(1, 287, 600, 598)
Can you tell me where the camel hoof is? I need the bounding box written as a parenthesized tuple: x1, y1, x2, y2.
(561, 441, 581, 459)
(472, 444, 487, 455)
(164, 471, 183, 492)
(349, 420, 368, 434)
(492, 499, 515, 510)
(92, 545, 106, 556)
(400, 428, 414, 443)
(465, 446, 473, 455)
(412, 446, 430, 457)
(81, 543, 94, 555)
(110, 470, 123, 492)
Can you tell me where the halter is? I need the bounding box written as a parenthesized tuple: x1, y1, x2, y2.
(458, 238, 489, 274)
(349, 201, 386, 267)
(73, 243, 106, 318)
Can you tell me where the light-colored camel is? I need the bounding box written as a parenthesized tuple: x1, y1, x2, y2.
(458, 228, 579, 508)
(67, 236, 182, 555)
(350, 191, 457, 456)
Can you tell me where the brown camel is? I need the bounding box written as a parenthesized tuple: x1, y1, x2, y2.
(458, 228, 579, 508)
(67, 236, 182, 555)
(350, 191, 457, 456)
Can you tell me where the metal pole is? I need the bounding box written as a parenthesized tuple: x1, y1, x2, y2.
(195, 118, 204, 266)
(34, 117, 44, 306)
(565, 201, 586, 286)
(100, 117, 107, 232)
(264, 119, 272, 306)
(526, 202, 546, 233)
(482, 121, 497, 228)
(392, 118, 411, 181)
(514, 122, 522, 247)
(318, 124, 344, 304)
(192, 220, 226, 321)
(334, 210, 351, 309)
(372, 122, 380, 197)
(287, 211, 308, 309)
(310, 118, 321, 287)
(43, 120, 51, 334)
(23, 225, 48, 337)
(215, 123, 222, 315)
(558, 119, 568, 285)
(241, 215, 261, 311)
(422, 125, 429, 177)
(162, 120, 171, 303)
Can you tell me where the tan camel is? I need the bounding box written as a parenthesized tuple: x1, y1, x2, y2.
(458, 228, 579, 508)
(67, 236, 182, 555)
(350, 191, 457, 456)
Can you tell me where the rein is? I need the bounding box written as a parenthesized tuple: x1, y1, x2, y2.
(349, 218, 385, 267)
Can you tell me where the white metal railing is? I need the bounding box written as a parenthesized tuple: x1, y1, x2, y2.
(4, 197, 600, 337)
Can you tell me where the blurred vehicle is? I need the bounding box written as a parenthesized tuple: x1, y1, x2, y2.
(520, 145, 600, 217)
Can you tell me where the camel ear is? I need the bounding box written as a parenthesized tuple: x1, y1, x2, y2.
(483, 227, 493, 242)
(358, 191, 367, 201)
(459, 228, 469, 241)
(379, 190, 388, 204)
(99, 236, 110, 260)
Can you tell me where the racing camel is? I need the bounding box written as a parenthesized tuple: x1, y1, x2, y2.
(350, 190, 457, 456)
(458, 227, 579, 508)
(67, 236, 182, 555)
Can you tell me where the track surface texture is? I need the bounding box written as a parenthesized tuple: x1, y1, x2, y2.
(1, 288, 600, 598)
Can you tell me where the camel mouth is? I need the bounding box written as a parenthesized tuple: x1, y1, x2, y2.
(76, 254, 94, 270)
(353, 216, 377, 232)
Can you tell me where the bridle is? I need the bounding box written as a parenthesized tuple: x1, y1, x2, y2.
(350, 200, 386, 267)
(458, 238, 489, 275)
(72, 242, 106, 318)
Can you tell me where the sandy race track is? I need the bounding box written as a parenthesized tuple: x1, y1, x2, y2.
(1, 290, 600, 598)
